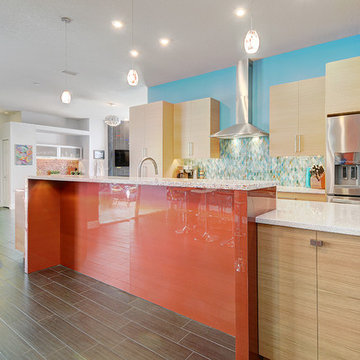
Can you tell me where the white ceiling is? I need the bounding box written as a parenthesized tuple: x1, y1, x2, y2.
(0, 0, 359, 119)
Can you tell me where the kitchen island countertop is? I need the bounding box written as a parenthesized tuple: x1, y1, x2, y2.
(28, 175, 276, 191)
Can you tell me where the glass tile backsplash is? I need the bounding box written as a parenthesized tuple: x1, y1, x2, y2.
(185, 137, 324, 187)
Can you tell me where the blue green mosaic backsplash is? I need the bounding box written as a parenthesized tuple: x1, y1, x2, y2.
(186, 137, 324, 187)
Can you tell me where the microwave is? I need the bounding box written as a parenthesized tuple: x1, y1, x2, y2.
(115, 150, 129, 167)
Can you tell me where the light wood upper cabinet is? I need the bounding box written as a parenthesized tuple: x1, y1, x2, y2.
(129, 101, 174, 178)
(270, 77, 325, 157)
(270, 82, 299, 157)
(258, 224, 318, 360)
(317, 231, 360, 360)
(299, 77, 326, 156)
(173, 98, 220, 159)
(326, 56, 360, 115)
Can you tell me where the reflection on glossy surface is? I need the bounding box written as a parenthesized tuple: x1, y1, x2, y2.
(27, 179, 276, 357)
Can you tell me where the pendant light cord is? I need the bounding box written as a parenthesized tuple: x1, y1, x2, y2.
(64, 20, 68, 87)
(131, 0, 134, 68)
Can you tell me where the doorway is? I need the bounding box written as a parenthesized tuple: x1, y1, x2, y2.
(1, 139, 10, 208)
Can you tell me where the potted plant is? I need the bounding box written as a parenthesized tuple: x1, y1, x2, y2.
(310, 165, 325, 189)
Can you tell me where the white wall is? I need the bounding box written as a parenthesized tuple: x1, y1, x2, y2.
(0, 122, 10, 207)
(9, 122, 37, 208)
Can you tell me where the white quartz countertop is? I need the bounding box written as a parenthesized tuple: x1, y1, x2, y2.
(28, 175, 276, 191)
(256, 199, 360, 236)
(277, 186, 325, 194)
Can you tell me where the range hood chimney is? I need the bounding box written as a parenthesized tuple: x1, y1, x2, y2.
(211, 59, 268, 139)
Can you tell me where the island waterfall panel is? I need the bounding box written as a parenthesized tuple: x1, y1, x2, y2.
(26, 179, 276, 359)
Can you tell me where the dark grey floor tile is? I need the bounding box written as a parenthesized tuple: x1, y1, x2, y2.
(91, 282, 136, 304)
(50, 274, 91, 293)
(42, 282, 85, 305)
(123, 307, 189, 342)
(60, 269, 101, 287)
(39, 315, 97, 354)
(82, 344, 124, 360)
(9, 314, 64, 357)
(112, 338, 164, 360)
(0, 284, 52, 322)
(131, 298, 190, 327)
(32, 291, 78, 318)
(66, 311, 125, 348)
(183, 320, 235, 351)
(120, 322, 192, 360)
(0, 320, 33, 359)
(74, 298, 129, 331)
(27, 273, 52, 287)
(6, 275, 45, 297)
(47, 347, 86, 360)
(80, 289, 131, 313)
(36, 268, 59, 278)
(179, 333, 235, 360)
(187, 353, 209, 360)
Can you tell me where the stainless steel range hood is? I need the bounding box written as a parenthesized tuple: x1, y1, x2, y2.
(211, 59, 268, 139)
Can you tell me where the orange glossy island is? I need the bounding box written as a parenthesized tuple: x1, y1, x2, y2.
(26, 176, 276, 360)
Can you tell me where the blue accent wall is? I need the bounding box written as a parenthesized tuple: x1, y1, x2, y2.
(148, 35, 360, 132)
(253, 34, 360, 132)
(148, 67, 237, 130)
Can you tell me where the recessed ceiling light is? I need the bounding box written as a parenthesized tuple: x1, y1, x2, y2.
(33, 81, 40, 85)
(108, 102, 117, 107)
(234, 8, 246, 17)
(159, 38, 170, 47)
(112, 20, 124, 29)
(130, 49, 139, 58)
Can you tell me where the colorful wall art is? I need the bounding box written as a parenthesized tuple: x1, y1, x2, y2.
(15, 144, 33, 165)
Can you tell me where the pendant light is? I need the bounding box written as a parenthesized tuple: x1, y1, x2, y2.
(244, 1, 260, 55)
(127, 0, 139, 86)
(104, 115, 121, 127)
(61, 17, 72, 103)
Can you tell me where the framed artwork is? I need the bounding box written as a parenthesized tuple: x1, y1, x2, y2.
(93, 150, 105, 159)
(15, 145, 33, 165)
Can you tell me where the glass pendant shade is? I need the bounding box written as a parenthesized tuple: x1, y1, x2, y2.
(127, 69, 139, 86)
(244, 29, 260, 54)
(61, 90, 72, 104)
(104, 115, 121, 127)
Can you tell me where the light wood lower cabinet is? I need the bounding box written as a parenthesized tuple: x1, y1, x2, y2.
(258, 224, 318, 360)
(258, 224, 360, 360)
(317, 231, 360, 360)
(277, 192, 327, 202)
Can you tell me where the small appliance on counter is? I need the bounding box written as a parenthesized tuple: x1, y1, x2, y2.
(327, 113, 360, 204)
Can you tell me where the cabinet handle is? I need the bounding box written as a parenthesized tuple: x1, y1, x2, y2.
(298, 135, 301, 152)
(294, 135, 297, 153)
(142, 147, 147, 157)
(310, 239, 324, 247)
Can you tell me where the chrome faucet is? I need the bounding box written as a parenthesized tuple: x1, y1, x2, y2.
(137, 157, 159, 177)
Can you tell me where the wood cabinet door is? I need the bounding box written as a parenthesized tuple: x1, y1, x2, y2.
(299, 77, 326, 156)
(258, 224, 318, 360)
(144, 102, 163, 177)
(270, 82, 299, 156)
(317, 231, 360, 360)
(129, 105, 145, 177)
(173, 101, 191, 159)
(190, 98, 211, 159)
(326, 56, 360, 115)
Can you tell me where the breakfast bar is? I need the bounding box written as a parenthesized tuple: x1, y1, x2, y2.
(26, 175, 276, 359)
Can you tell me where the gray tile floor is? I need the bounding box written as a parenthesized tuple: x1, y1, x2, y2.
(0, 208, 236, 360)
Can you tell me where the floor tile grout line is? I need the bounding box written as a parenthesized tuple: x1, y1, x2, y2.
(178, 329, 236, 353)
